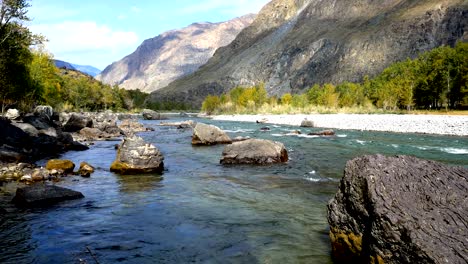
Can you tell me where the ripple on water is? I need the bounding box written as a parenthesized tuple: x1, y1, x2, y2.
(1, 117, 466, 263)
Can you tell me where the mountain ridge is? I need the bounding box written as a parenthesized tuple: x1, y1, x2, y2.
(147, 0, 468, 108)
(96, 14, 256, 93)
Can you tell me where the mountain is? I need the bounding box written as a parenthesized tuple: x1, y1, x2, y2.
(53, 60, 76, 70)
(53, 60, 101, 77)
(147, 0, 468, 108)
(71, 64, 101, 77)
(96, 14, 256, 93)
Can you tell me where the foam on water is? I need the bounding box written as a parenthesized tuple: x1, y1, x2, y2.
(297, 134, 319, 139)
(441, 147, 468, 155)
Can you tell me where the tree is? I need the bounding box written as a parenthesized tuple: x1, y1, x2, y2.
(202, 95, 221, 115)
(0, 0, 42, 112)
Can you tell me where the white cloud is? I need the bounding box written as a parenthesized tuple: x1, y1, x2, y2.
(180, 0, 270, 16)
(30, 21, 139, 68)
(131, 6, 142, 13)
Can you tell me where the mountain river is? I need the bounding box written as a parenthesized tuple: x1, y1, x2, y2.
(1, 117, 467, 263)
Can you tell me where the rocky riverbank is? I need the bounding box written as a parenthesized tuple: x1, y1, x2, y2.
(211, 114, 468, 136)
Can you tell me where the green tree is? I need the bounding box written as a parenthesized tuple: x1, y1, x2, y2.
(281, 93, 292, 105)
(202, 95, 221, 115)
(0, 0, 42, 112)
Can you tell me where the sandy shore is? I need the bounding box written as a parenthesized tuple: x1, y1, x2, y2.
(212, 114, 468, 136)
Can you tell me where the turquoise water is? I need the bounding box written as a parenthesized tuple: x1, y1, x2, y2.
(1, 117, 467, 263)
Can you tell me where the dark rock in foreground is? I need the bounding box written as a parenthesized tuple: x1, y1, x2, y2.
(327, 154, 468, 264)
(110, 136, 164, 175)
(12, 184, 84, 207)
(220, 139, 288, 165)
(192, 123, 232, 145)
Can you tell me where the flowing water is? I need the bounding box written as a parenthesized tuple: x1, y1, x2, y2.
(1, 117, 467, 263)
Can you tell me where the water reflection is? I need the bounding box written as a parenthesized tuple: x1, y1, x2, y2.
(115, 174, 164, 193)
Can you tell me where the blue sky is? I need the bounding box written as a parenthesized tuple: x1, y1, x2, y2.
(28, 0, 270, 69)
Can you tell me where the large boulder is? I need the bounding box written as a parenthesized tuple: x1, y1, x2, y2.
(142, 109, 164, 120)
(23, 114, 53, 130)
(34, 105, 54, 120)
(327, 155, 468, 264)
(220, 139, 288, 165)
(63, 114, 93, 132)
(5, 109, 20, 120)
(12, 184, 84, 207)
(110, 136, 164, 175)
(11, 122, 39, 136)
(192, 123, 232, 145)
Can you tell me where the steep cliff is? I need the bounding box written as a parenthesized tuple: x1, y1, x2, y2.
(147, 0, 468, 108)
(96, 15, 255, 93)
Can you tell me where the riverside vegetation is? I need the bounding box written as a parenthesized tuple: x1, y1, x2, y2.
(202, 43, 468, 115)
(0, 0, 148, 114)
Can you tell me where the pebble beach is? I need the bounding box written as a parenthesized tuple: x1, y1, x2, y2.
(212, 114, 468, 136)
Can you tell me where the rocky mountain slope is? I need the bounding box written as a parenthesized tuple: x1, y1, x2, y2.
(96, 15, 255, 93)
(147, 0, 468, 108)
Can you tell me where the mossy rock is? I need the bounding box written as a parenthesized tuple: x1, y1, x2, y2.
(110, 160, 163, 175)
(45, 159, 75, 174)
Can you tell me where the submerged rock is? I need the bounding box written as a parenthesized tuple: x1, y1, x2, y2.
(45, 159, 75, 174)
(327, 154, 468, 264)
(309, 129, 335, 136)
(118, 119, 151, 135)
(220, 139, 288, 165)
(12, 184, 84, 207)
(192, 123, 232, 145)
(110, 136, 164, 175)
(160, 120, 196, 129)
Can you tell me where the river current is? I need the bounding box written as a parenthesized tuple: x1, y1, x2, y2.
(1, 117, 467, 263)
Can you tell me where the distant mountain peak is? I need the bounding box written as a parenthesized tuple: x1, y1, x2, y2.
(96, 14, 255, 93)
(53, 60, 101, 77)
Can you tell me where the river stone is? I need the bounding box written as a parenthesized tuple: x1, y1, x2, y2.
(45, 159, 75, 174)
(63, 114, 93, 132)
(327, 154, 468, 264)
(309, 129, 335, 136)
(78, 162, 95, 177)
(192, 123, 232, 145)
(110, 136, 164, 175)
(118, 119, 149, 135)
(300, 118, 314, 127)
(220, 139, 288, 165)
(12, 122, 39, 136)
(142, 109, 163, 120)
(12, 184, 84, 207)
(34, 105, 53, 119)
(5, 109, 20, 120)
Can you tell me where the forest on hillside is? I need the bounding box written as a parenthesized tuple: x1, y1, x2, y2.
(202, 42, 468, 114)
